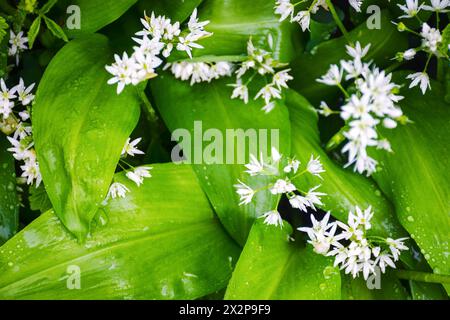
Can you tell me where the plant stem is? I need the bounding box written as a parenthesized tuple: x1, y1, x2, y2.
(395, 270, 450, 285)
(325, 126, 348, 152)
(385, 61, 405, 74)
(137, 87, 158, 125)
(337, 83, 350, 99)
(325, 0, 351, 44)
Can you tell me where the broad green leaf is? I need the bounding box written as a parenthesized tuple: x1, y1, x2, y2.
(29, 185, 52, 213)
(58, 0, 138, 37)
(286, 89, 410, 242)
(225, 221, 341, 300)
(43, 16, 68, 42)
(0, 135, 19, 245)
(169, 0, 301, 63)
(290, 10, 408, 104)
(27, 16, 41, 49)
(371, 73, 450, 292)
(0, 164, 240, 300)
(151, 73, 291, 246)
(341, 272, 409, 300)
(33, 34, 141, 241)
(138, 0, 204, 23)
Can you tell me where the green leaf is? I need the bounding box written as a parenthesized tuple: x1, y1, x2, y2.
(40, 0, 59, 14)
(224, 221, 341, 299)
(0, 135, 19, 245)
(341, 272, 409, 300)
(27, 16, 41, 49)
(286, 90, 410, 243)
(151, 73, 291, 246)
(138, 0, 204, 23)
(371, 73, 450, 292)
(169, 0, 301, 63)
(0, 17, 7, 44)
(43, 16, 68, 42)
(61, 0, 138, 38)
(33, 34, 141, 241)
(0, 164, 240, 299)
(290, 10, 408, 104)
(29, 185, 52, 213)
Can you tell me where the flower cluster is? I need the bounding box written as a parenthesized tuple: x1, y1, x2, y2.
(234, 147, 326, 227)
(0, 78, 41, 187)
(229, 37, 293, 113)
(166, 61, 234, 85)
(106, 9, 212, 94)
(395, 0, 450, 94)
(318, 42, 405, 176)
(106, 137, 152, 200)
(8, 30, 28, 65)
(274, 0, 364, 31)
(299, 207, 409, 280)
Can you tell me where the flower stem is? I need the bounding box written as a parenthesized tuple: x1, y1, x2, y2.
(337, 83, 350, 99)
(395, 270, 450, 285)
(137, 87, 158, 125)
(325, 126, 348, 152)
(325, 0, 351, 44)
(385, 60, 405, 74)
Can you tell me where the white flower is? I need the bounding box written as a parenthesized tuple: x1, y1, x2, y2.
(353, 206, 374, 230)
(422, 0, 450, 12)
(13, 78, 35, 106)
(346, 42, 371, 60)
(255, 84, 282, 104)
(270, 178, 296, 194)
(20, 156, 42, 187)
(289, 195, 310, 212)
(377, 139, 392, 152)
(122, 137, 145, 157)
(407, 72, 431, 94)
(126, 166, 152, 186)
(230, 80, 249, 104)
(317, 64, 343, 86)
(383, 118, 398, 129)
(105, 53, 138, 94)
(7, 136, 33, 160)
(19, 110, 30, 121)
(375, 252, 396, 273)
(261, 210, 283, 227)
(262, 101, 276, 113)
(108, 182, 130, 199)
(304, 185, 326, 210)
(234, 180, 255, 205)
(283, 158, 300, 173)
(245, 153, 265, 176)
(292, 11, 311, 31)
(298, 212, 334, 242)
(420, 23, 442, 53)
(272, 69, 293, 89)
(341, 94, 371, 120)
(398, 0, 423, 18)
(132, 50, 162, 82)
(349, 0, 363, 12)
(307, 155, 325, 178)
(176, 34, 204, 59)
(274, 0, 295, 21)
(8, 30, 28, 56)
(386, 237, 409, 260)
(402, 48, 417, 60)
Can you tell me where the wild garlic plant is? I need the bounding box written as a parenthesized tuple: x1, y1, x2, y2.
(317, 41, 405, 176)
(105, 137, 152, 202)
(167, 35, 293, 114)
(0, 78, 41, 187)
(274, 0, 365, 31)
(234, 147, 326, 227)
(8, 30, 28, 65)
(228, 37, 293, 113)
(299, 207, 410, 280)
(106, 9, 212, 94)
(394, 0, 450, 94)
